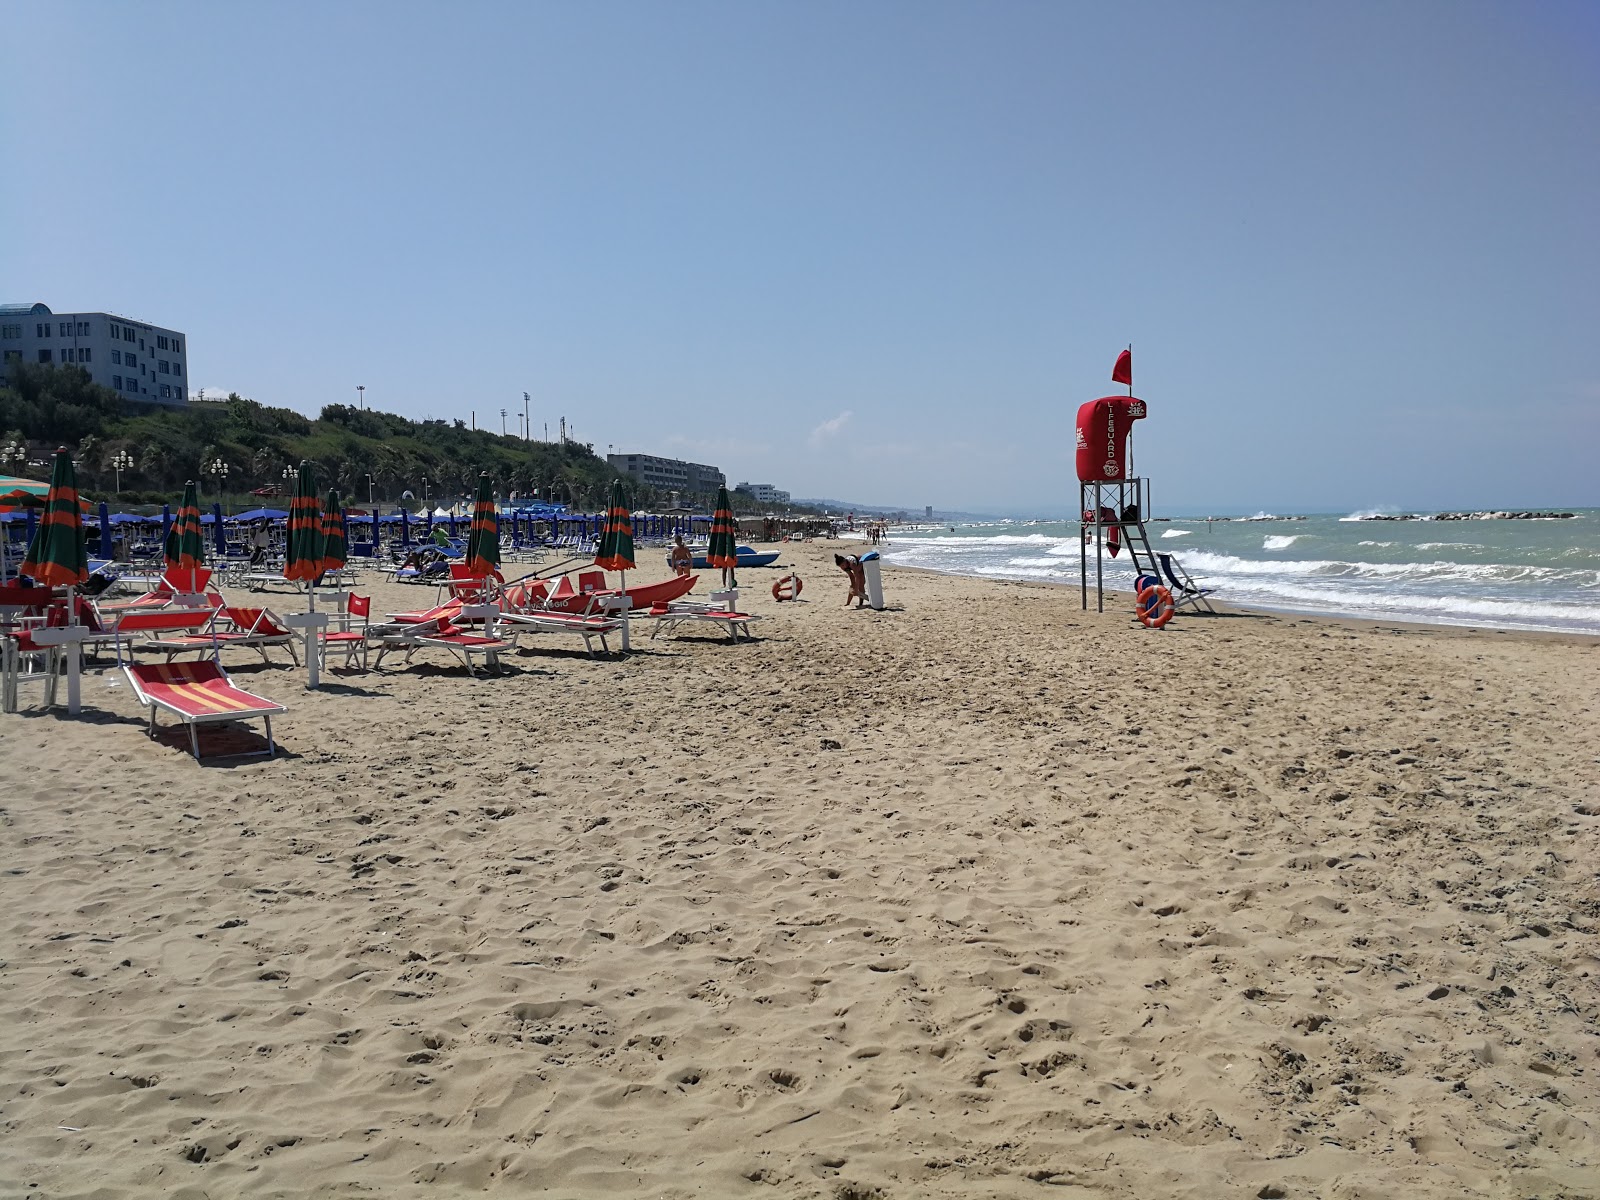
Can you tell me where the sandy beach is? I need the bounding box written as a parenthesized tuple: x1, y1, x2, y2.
(2, 543, 1597, 1199)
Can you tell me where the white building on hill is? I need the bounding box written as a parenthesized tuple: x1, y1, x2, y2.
(0, 302, 189, 406)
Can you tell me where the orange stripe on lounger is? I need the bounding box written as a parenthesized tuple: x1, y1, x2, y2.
(175, 680, 264, 713)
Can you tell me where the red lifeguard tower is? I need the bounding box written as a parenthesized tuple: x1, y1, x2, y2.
(1077, 350, 1158, 611)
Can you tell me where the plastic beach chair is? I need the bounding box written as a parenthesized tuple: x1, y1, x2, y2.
(1157, 553, 1217, 614)
(445, 564, 504, 604)
(318, 594, 372, 671)
(121, 660, 287, 761)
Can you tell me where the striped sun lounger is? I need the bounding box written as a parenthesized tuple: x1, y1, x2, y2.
(122, 661, 287, 761)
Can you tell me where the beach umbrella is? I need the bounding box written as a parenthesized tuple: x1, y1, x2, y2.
(595, 479, 635, 573)
(98, 501, 112, 559)
(19, 450, 91, 713)
(20, 449, 89, 588)
(707, 485, 739, 587)
(160, 502, 171, 549)
(400, 507, 411, 545)
(284, 461, 323, 593)
(464, 474, 500, 576)
(212, 502, 227, 558)
(168, 481, 207, 592)
(320, 488, 348, 580)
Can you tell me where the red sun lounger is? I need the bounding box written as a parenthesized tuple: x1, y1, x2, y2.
(122, 660, 287, 761)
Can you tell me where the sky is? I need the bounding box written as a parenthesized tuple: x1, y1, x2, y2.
(3, 1, 1597, 515)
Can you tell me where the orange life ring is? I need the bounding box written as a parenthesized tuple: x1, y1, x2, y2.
(1137, 584, 1175, 629)
(772, 573, 803, 602)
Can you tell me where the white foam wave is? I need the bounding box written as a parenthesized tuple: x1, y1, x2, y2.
(1162, 529, 1192, 538)
(1340, 507, 1397, 522)
(1416, 542, 1482, 550)
(1263, 535, 1300, 551)
(1206, 576, 1600, 631)
(1358, 541, 1395, 547)
(1178, 550, 1600, 587)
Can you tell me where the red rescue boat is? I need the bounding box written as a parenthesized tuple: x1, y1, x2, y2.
(544, 572, 699, 614)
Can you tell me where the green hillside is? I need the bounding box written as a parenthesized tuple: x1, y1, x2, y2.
(0, 362, 791, 515)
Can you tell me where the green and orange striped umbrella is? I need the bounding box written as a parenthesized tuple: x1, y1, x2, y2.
(19, 448, 88, 587)
(464, 474, 500, 576)
(284, 462, 323, 585)
(167, 479, 207, 590)
(594, 478, 635, 572)
(706, 485, 739, 570)
(320, 488, 348, 577)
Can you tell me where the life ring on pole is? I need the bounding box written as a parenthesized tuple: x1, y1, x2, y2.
(1137, 584, 1175, 629)
(772, 574, 803, 602)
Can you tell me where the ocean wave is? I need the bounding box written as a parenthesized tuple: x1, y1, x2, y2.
(1416, 542, 1482, 550)
(1162, 529, 1191, 538)
(1358, 541, 1395, 547)
(1205, 576, 1600, 630)
(1178, 550, 1600, 587)
(1263, 535, 1300, 551)
(1339, 507, 1398, 522)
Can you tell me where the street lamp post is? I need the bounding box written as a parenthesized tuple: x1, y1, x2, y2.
(501, 408, 507, 436)
(365, 473, 375, 506)
(1, 440, 27, 470)
(112, 450, 134, 494)
(421, 476, 429, 507)
(357, 385, 365, 410)
(208, 457, 230, 513)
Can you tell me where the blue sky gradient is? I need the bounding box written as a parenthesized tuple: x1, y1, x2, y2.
(4, 2, 1596, 514)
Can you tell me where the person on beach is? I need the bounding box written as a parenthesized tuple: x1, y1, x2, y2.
(835, 553, 867, 608)
(669, 535, 693, 577)
(248, 520, 271, 566)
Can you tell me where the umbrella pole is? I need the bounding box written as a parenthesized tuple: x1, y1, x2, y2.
(305, 584, 321, 689)
(619, 569, 630, 653)
(64, 584, 81, 715)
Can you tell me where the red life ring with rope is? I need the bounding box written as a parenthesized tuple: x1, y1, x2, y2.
(772, 574, 803, 602)
(1137, 584, 1175, 629)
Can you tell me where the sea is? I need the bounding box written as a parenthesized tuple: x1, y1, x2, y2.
(877, 509, 1600, 636)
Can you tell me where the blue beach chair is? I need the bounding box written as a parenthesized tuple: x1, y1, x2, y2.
(1157, 553, 1217, 614)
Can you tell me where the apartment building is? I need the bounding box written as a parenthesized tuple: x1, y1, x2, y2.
(0, 302, 189, 406)
(607, 452, 726, 494)
(734, 481, 791, 505)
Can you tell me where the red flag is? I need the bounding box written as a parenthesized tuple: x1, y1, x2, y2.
(1112, 349, 1132, 386)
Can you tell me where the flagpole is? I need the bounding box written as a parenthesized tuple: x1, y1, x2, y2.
(1125, 343, 1135, 487)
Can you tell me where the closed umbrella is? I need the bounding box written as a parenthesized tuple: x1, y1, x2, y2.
(320, 488, 348, 581)
(21, 449, 89, 588)
(98, 501, 113, 559)
(168, 481, 207, 593)
(707, 485, 739, 589)
(464, 474, 500, 577)
(284, 462, 323, 594)
(595, 479, 635, 575)
(212, 502, 227, 559)
(594, 479, 637, 650)
(21, 449, 91, 713)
